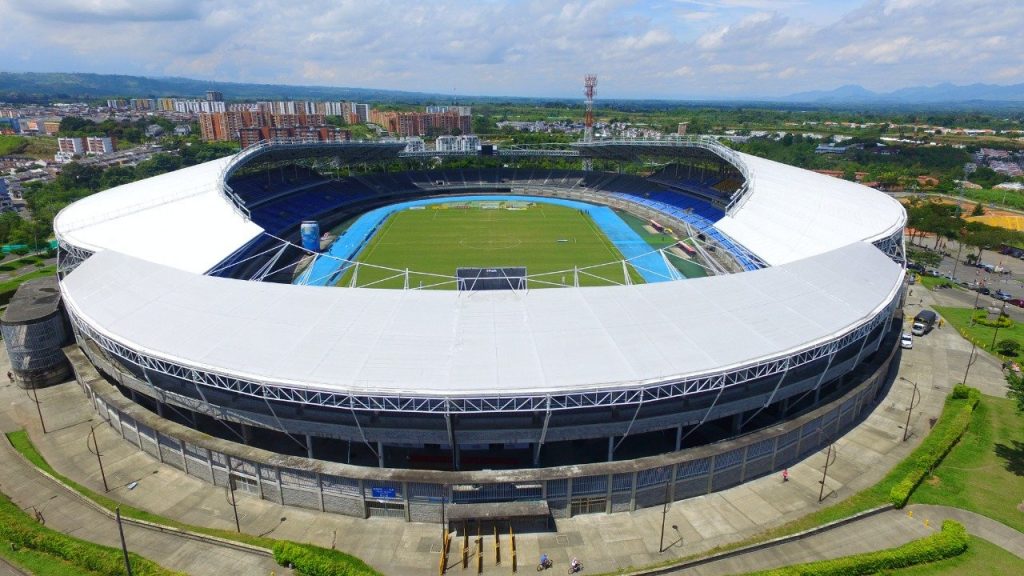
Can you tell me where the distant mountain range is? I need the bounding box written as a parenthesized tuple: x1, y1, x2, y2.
(778, 82, 1024, 104)
(0, 71, 471, 105)
(1, 71, 1023, 109)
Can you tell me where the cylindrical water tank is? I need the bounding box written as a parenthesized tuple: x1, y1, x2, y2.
(300, 220, 320, 252)
(1, 276, 71, 388)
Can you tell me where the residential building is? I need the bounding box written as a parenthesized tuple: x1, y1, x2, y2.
(206, 90, 224, 102)
(57, 137, 86, 155)
(85, 136, 115, 155)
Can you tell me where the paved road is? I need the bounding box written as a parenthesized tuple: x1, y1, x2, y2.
(0, 424, 287, 576)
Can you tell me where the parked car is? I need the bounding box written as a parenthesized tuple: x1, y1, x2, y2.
(978, 287, 991, 295)
(1007, 298, 1024, 308)
(901, 333, 914, 349)
(995, 289, 1013, 301)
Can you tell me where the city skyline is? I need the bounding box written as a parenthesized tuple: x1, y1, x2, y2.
(0, 0, 1022, 100)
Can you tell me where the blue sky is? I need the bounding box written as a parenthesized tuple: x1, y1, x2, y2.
(1, 0, 1020, 99)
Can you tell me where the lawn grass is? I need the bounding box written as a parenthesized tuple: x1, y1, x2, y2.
(0, 135, 28, 156)
(934, 305, 1024, 360)
(911, 395, 1024, 533)
(0, 543, 103, 576)
(915, 276, 956, 290)
(338, 203, 643, 288)
(879, 536, 1024, 575)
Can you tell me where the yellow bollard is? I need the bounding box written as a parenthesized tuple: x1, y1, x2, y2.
(907, 510, 913, 518)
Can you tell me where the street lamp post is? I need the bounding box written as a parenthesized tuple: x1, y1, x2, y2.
(115, 507, 134, 576)
(25, 385, 46, 434)
(227, 474, 241, 533)
(898, 377, 922, 442)
(991, 301, 1008, 349)
(817, 443, 837, 503)
(87, 424, 109, 492)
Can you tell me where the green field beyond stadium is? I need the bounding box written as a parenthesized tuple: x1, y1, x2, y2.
(337, 201, 644, 289)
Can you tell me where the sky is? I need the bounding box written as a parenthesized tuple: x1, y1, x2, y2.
(1, 0, 1021, 100)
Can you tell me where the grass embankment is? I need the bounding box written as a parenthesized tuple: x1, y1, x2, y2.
(5, 430, 381, 576)
(0, 489, 182, 576)
(339, 203, 644, 288)
(934, 305, 1024, 360)
(0, 135, 28, 156)
(912, 395, 1024, 533)
(0, 265, 58, 306)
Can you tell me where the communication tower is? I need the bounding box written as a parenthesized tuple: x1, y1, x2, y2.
(583, 74, 597, 142)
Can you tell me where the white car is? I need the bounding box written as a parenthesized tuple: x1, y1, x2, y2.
(901, 333, 914, 349)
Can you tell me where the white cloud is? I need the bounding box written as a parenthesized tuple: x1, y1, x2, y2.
(0, 0, 1020, 99)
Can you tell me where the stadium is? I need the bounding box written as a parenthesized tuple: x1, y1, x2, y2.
(52, 136, 907, 522)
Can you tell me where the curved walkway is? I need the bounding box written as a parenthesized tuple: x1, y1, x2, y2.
(0, 409, 287, 576)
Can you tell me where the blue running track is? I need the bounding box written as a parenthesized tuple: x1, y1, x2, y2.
(295, 195, 676, 287)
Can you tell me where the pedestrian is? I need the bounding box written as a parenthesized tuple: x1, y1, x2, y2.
(6, 371, 11, 383)
(782, 469, 789, 482)
(939, 318, 944, 328)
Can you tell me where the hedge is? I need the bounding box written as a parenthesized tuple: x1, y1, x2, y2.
(0, 492, 182, 576)
(971, 311, 1012, 328)
(889, 387, 981, 508)
(273, 541, 381, 576)
(753, 520, 968, 576)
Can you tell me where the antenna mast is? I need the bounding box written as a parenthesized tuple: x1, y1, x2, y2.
(583, 74, 597, 142)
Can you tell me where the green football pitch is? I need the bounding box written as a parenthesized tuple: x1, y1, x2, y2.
(336, 203, 644, 289)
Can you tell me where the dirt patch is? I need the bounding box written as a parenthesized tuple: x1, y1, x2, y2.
(926, 475, 942, 487)
(1018, 501, 1024, 513)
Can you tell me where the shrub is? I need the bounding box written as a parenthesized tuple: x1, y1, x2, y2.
(971, 310, 1012, 328)
(273, 541, 381, 576)
(995, 339, 1020, 356)
(889, 388, 980, 507)
(754, 520, 968, 575)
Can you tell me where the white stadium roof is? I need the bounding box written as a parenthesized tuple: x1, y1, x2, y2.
(55, 141, 907, 399)
(53, 157, 263, 274)
(715, 152, 906, 267)
(61, 243, 900, 396)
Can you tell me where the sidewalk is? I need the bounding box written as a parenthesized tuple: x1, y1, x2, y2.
(0, 418, 285, 576)
(0, 281, 1015, 576)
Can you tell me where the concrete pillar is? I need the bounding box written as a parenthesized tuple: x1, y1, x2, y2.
(732, 413, 743, 434)
(305, 434, 314, 459)
(607, 436, 615, 462)
(377, 441, 385, 468)
(156, 402, 164, 418)
(780, 397, 790, 416)
(241, 424, 253, 445)
(675, 425, 683, 452)
(532, 442, 541, 467)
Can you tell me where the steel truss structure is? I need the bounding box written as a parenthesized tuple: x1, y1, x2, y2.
(66, 288, 899, 416)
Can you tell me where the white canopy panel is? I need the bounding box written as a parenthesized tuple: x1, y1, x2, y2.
(61, 243, 903, 397)
(714, 152, 906, 267)
(52, 158, 263, 274)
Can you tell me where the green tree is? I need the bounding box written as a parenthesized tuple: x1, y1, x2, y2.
(971, 202, 985, 217)
(1006, 369, 1024, 413)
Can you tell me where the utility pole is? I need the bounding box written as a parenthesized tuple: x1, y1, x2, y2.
(991, 301, 1008, 349)
(898, 377, 922, 442)
(115, 507, 133, 576)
